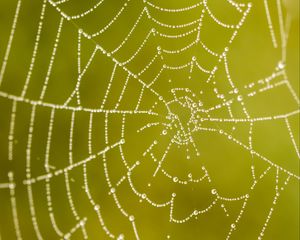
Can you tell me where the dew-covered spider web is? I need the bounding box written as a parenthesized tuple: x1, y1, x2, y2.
(0, 0, 299, 239)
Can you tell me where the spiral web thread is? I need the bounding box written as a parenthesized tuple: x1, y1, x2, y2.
(0, 0, 299, 239)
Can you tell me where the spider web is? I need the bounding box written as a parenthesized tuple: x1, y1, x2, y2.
(0, 0, 299, 239)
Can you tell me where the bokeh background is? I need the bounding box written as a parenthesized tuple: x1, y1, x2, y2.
(0, 0, 299, 239)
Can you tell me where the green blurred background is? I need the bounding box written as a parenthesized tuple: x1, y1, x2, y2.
(0, 0, 299, 239)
